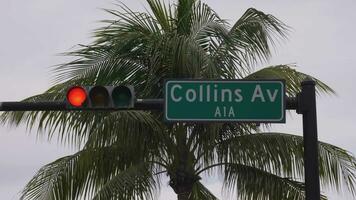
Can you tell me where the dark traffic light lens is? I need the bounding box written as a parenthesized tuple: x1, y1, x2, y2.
(112, 86, 132, 107)
(89, 86, 110, 107)
(67, 86, 87, 107)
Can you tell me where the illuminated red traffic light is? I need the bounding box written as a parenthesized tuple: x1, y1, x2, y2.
(67, 86, 87, 107)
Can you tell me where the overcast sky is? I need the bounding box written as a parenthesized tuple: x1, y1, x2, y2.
(0, 0, 355, 199)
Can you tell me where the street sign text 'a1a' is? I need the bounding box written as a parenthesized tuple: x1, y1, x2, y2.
(165, 80, 285, 123)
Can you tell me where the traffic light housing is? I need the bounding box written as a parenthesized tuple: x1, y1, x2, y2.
(66, 85, 135, 110)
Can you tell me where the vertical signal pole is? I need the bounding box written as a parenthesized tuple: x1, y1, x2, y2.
(297, 80, 321, 200)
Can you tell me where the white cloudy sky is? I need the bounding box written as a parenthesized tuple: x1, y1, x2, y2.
(0, 0, 355, 199)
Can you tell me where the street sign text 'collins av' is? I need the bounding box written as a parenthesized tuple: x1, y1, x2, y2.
(165, 80, 285, 122)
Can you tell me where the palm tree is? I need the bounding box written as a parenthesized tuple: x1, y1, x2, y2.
(1, 0, 356, 199)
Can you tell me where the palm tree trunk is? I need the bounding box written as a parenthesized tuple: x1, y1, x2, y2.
(177, 191, 190, 200)
(170, 176, 194, 200)
(172, 124, 195, 200)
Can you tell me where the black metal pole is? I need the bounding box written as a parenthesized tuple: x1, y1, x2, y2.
(135, 99, 163, 110)
(297, 80, 320, 200)
(0, 101, 65, 111)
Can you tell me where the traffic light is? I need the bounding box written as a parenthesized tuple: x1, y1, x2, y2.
(66, 85, 135, 110)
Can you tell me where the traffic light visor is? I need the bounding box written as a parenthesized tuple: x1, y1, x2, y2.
(112, 86, 133, 107)
(67, 86, 87, 107)
(89, 86, 110, 107)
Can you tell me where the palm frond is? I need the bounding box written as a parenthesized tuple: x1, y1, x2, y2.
(189, 181, 219, 200)
(190, 2, 227, 49)
(21, 150, 92, 200)
(217, 133, 356, 195)
(213, 8, 289, 77)
(146, 0, 173, 32)
(232, 8, 288, 62)
(51, 2, 168, 85)
(222, 163, 327, 200)
(217, 133, 304, 179)
(176, 0, 196, 35)
(93, 163, 159, 200)
(20, 154, 76, 200)
(245, 64, 335, 96)
(53, 48, 146, 86)
(99, 3, 162, 41)
(21, 144, 157, 200)
(189, 2, 246, 79)
(189, 123, 258, 171)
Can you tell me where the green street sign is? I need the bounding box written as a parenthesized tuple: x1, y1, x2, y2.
(165, 80, 285, 122)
